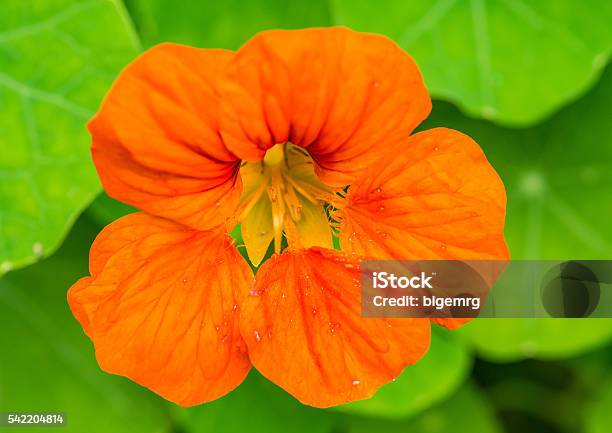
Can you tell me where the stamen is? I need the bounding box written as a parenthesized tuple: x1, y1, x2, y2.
(238, 142, 346, 257)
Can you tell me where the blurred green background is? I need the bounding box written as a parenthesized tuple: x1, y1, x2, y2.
(1, 1, 611, 432)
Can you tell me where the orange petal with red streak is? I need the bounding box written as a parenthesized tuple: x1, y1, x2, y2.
(219, 27, 431, 186)
(90, 44, 241, 230)
(339, 128, 509, 329)
(240, 247, 431, 407)
(68, 213, 253, 406)
(340, 127, 509, 261)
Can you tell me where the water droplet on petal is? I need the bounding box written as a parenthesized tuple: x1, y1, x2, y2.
(352, 379, 361, 385)
(328, 322, 340, 335)
(253, 330, 261, 342)
(249, 289, 259, 297)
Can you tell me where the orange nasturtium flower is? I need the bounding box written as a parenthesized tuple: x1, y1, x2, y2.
(68, 27, 508, 407)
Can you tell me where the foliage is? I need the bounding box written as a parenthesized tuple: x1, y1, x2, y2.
(1, 1, 611, 432)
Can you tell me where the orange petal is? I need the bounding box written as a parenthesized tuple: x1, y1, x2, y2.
(68, 213, 253, 406)
(338, 128, 509, 329)
(219, 27, 431, 186)
(240, 247, 430, 407)
(90, 43, 241, 230)
(339, 127, 509, 260)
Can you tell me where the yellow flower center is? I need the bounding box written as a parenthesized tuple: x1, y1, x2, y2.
(236, 143, 339, 266)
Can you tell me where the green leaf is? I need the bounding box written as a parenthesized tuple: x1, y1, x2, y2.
(86, 191, 136, 226)
(333, 0, 612, 125)
(586, 374, 612, 433)
(175, 371, 336, 433)
(344, 383, 502, 433)
(0, 0, 140, 274)
(0, 215, 171, 433)
(459, 319, 612, 362)
(420, 65, 612, 361)
(333, 326, 471, 418)
(125, 0, 331, 49)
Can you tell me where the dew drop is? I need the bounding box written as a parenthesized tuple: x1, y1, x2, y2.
(221, 334, 229, 343)
(182, 278, 188, 283)
(433, 146, 439, 151)
(253, 330, 261, 342)
(233, 303, 239, 311)
(328, 322, 339, 335)
(249, 289, 260, 297)
(379, 205, 385, 211)
(352, 379, 361, 385)
(375, 230, 388, 239)
(312, 308, 318, 315)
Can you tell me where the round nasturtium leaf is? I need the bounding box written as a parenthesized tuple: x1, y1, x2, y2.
(344, 383, 502, 433)
(333, 326, 471, 419)
(174, 371, 336, 433)
(0, 216, 170, 433)
(420, 65, 612, 361)
(124, 0, 331, 49)
(459, 319, 612, 362)
(0, 0, 140, 274)
(332, 0, 612, 125)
